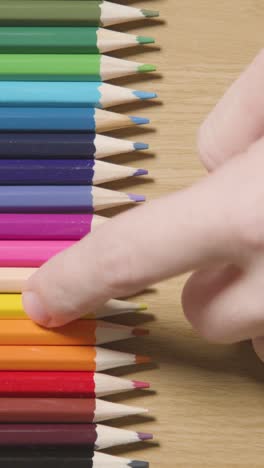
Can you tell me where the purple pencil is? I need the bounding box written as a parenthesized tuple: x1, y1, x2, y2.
(0, 423, 153, 450)
(0, 186, 145, 213)
(0, 214, 107, 240)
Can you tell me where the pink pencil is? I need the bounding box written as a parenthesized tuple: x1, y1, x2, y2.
(0, 240, 74, 267)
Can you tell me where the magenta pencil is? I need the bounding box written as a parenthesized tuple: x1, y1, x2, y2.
(0, 213, 106, 240)
(0, 240, 74, 267)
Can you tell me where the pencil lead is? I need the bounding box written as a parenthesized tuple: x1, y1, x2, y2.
(137, 35, 155, 45)
(139, 302, 148, 310)
(133, 380, 151, 389)
(141, 9, 160, 18)
(134, 168, 148, 177)
(129, 461, 149, 468)
(128, 193, 146, 203)
(138, 432, 153, 441)
(134, 142, 149, 151)
(136, 354, 151, 364)
(133, 90, 157, 100)
(133, 327, 150, 337)
(130, 116, 150, 125)
(138, 64, 157, 73)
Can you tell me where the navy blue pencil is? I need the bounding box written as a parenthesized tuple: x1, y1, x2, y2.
(0, 160, 148, 185)
(0, 133, 148, 159)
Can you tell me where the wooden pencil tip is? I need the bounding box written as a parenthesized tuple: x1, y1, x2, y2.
(133, 328, 149, 337)
(137, 35, 155, 45)
(138, 64, 157, 73)
(133, 380, 151, 389)
(138, 432, 153, 441)
(141, 9, 160, 18)
(136, 354, 151, 364)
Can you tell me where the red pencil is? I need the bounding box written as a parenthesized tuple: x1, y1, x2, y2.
(0, 371, 150, 398)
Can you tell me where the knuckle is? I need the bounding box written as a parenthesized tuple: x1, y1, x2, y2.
(197, 118, 224, 171)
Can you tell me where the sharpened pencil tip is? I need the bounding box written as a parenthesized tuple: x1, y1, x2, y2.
(138, 432, 153, 441)
(141, 9, 160, 18)
(136, 354, 151, 364)
(134, 168, 148, 177)
(133, 328, 149, 337)
(130, 116, 150, 125)
(138, 64, 157, 73)
(129, 461, 149, 468)
(137, 35, 155, 45)
(134, 142, 149, 151)
(133, 90, 157, 100)
(133, 380, 150, 389)
(139, 302, 148, 310)
(128, 193, 146, 203)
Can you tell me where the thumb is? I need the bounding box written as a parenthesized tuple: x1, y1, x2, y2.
(22, 160, 241, 328)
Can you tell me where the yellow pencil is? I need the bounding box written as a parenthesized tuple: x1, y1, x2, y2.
(0, 294, 147, 319)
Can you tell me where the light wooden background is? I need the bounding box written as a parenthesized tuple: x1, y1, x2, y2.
(100, 1, 264, 466)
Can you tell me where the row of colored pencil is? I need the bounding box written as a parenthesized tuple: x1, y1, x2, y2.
(0, 1, 159, 466)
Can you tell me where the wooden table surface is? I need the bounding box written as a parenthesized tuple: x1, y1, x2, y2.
(101, 1, 264, 466)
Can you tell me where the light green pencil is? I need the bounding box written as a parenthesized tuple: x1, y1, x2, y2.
(0, 54, 156, 81)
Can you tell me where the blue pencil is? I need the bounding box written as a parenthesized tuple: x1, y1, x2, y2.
(0, 186, 145, 212)
(0, 108, 149, 132)
(0, 82, 157, 108)
(0, 133, 149, 159)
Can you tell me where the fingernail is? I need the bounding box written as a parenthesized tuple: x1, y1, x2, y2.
(22, 291, 51, 327)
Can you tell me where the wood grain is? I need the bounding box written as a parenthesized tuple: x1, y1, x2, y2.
(100, 1, 264, 466)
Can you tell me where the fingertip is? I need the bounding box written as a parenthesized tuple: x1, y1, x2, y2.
(22, 291, 51, 327)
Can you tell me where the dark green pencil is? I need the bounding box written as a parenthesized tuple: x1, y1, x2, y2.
(0, 27, 155, 54)
(0, 1, 159, 26)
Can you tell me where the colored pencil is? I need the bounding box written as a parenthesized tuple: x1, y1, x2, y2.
(0, 320, 149, 345)
(0, 447, 150, 468)
(0, 213, 106, 240)
(0, 239, 77, 266)
(0, 27, 155, 54)
(0, 294, 147, 319)
(0, 55, 156, 81)
(0, 346, 150, 370)
(0, 1, 159, 27)
(0, 371, 150, 398)
(0, 268, 147, 298)
(0, 214, 106, 240)
(0, 186, 145, 213)
(0, 82, 157, 108)
(0, 397, 147, 423)
(0, 160, 148, 186)
(0, 424, 152, 449)
(0, 108, 149, 132)
(0, 133, 149, 159)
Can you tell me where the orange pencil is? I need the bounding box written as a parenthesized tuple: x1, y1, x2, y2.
(0, 320, 148, 345)
(0, 346, 149, 371)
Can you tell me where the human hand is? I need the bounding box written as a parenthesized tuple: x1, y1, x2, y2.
(22, 50, 264, 363)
